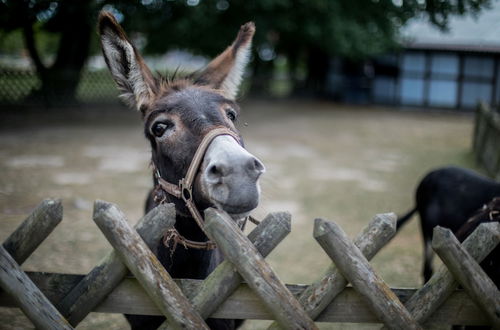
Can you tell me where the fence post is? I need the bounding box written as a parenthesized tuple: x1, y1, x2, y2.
(0, 245, 73, 330)
(204, 208, 318, 330)
(158, 211, 291, 330)
(473, 103, 500, 179)
(267, 213, 396, 330)
(432, 226, 500, 328)
(314, 218, 422, 330)
(403, 222, 500, 324)
(57, 203, 175, 326)
(93, 200, 209, 330)
(3, 199, 62, 264)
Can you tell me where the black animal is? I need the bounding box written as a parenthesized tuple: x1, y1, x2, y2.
(452, 197, 500, 330)
(397, 166, 500, 282)
(455, 197, 500, 288)
(98, 12, 264, 330)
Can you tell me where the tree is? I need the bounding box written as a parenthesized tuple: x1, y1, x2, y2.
(0, 0, 492, 103)
(110, 0, 492, 96)
(0, 0, 95, 105)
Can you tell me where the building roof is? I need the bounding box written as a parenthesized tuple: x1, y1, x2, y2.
(402, 2, 500, 53)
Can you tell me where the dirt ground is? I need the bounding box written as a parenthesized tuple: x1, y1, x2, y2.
(0, 100, 479, 329)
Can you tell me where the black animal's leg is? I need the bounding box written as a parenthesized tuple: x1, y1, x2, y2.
(423, 239, 434, 283)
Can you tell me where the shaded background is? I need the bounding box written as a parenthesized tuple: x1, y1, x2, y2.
(0, 0, 499, 329)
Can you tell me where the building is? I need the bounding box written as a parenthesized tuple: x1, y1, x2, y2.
(328, 3, 500, 111)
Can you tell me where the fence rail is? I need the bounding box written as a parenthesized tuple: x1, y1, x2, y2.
(0, 273, 489, 325)
(0, 198, 498, 328)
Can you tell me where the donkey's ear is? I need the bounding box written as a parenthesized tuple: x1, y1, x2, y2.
(98, 11, 157, 113)
(194, 22, 255, 100)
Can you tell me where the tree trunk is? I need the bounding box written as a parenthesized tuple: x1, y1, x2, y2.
(23, 1, 93, 106)
(299, 46, 330, 97)
(249, 53, 274, 96)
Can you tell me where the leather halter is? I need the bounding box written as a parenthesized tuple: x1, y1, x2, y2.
(153, 127, 241, 250)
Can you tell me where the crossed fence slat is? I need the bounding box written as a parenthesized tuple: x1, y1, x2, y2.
(401, 221, 500, 325)
(432, 226, 500, 328)
(0, 245, 72, 329)
(203, 208, 318, 330)
(158, 210, 291, 330)
(0, 198, 498, 329)
(267, 212, 396, 330)
(0, 199, 68, 329)
(57, 202, 176, 326)
(93, 200, 210, 329)
(314, 218, 423, 329)
(3, 199, 63, 264)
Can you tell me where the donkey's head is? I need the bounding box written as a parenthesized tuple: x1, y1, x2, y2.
(98, 12, 264, 219)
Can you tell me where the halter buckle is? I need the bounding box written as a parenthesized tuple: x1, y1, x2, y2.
(179, 178, 193, 202)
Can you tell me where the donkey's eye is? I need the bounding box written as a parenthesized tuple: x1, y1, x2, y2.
(225, 108, 237, 122)
(152, 122, 172, 137)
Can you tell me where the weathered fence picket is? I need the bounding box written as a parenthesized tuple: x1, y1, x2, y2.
(268, 212, 396, 330)
(159, 211, 291, 330)
(401, 222, 500, 324)
(93, 200, 210, 330)
(57, 202, 175, 326)
(0, 198, 497, 329)
(432, 226, 500, 328)
(3, 199, 62, 264)
(0, 245, 72, 330)
(314, 218, 422, 330)
(204, 208, 318, 330)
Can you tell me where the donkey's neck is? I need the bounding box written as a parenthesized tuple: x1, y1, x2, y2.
(157, 212, 218, 280)
(174, 213, 210, 241)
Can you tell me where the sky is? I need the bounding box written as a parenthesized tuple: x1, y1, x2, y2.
(402, 1, 500, 46)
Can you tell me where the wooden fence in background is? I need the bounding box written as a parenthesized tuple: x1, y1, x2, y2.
(0, 199, 498, 329)
(474, 102, 500, 180)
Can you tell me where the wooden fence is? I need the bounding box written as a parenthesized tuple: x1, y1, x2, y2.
(474, 102, 500, 180)
(0, 198, 499, 329)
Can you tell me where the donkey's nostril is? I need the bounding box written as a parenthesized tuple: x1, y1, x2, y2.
(247, 157, 265, 177)
(207, 163, 229, 182)
(254, 158, 265, 173)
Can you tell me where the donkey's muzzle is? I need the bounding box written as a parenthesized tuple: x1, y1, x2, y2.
(201, 135, 265, 215)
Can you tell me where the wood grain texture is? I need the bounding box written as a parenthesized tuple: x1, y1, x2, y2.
(268, 213, 396, 330)
(57, 203, 176, 326)
(314, 218, 421, 330)
(158, 211, 291, 330)
(0, 273, 488, 325)
(204, 208, 318, 330)
(432, 226, 500, 328)
(403, 222, 500, 323)
(3, 199, 62, 264)
(0, 246, 72, 330)
(93, 200, 209, 330)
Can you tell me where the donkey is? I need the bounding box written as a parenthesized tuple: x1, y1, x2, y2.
(98, 12, 265, 329)
(396, 166, 500, 282)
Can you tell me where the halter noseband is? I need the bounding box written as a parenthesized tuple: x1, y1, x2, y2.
(153, 127, 241, 250)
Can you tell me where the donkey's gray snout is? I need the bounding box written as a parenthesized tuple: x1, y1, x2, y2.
(206, 155, 265, 184)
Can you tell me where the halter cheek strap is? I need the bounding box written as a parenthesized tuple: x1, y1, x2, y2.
(154, 127, 242, 250)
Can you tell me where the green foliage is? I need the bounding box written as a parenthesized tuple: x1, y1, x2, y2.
(0, 0, 493, 101)
(110, 0, 492, 59)
(0, 0, 492, 60)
